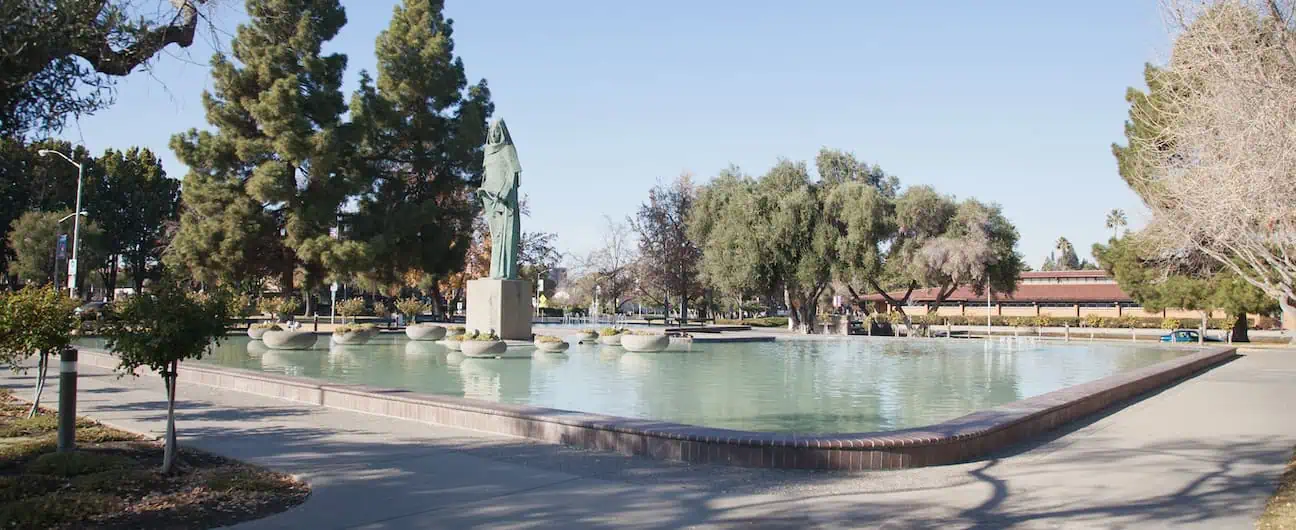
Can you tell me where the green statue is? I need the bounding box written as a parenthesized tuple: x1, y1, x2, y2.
(481, 118, 522, 280)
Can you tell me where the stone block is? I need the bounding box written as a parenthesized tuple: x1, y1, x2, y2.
(466, 278, 533, 340)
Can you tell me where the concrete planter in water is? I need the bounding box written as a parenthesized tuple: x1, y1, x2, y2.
(261, 330, 319, 350)
(247, 326, 276, 340)
(405, 324, 446, 341)
(597, 334, 622, 346)
(534, 340, 570, 353)
(437, 338, 462, 351)
(460, 340, 508, 358)
(620, 334, 669, 352)
(577, 331, 598, 342)
(332, 329, 377, 345)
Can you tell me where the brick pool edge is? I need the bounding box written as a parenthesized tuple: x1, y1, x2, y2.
(76, 345, 1237, 470)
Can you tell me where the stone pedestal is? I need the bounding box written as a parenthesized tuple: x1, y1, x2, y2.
(466, 278, 533, 340)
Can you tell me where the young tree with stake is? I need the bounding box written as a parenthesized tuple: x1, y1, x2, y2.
(103, 280, 227, 473)
(0, 286, 78, 417)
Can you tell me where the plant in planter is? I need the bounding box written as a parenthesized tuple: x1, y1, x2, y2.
(460, 329, 507, 357)
(257, 296, 301, 323)
(247, 322, 282, 340)
(597, 327, 624, 346)
(438, 327, 467, 351)
(333, 323, 379, 345)
(398, 298, 444, 341)
(533, 334, 570, 353)
(619, 330, 669, 352)
(443, 331, 469, 349)
(577, 328, 598, 341)
(334, 298, 367, 324)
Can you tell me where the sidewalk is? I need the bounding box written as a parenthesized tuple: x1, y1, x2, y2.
(3, 349, 1294, 529)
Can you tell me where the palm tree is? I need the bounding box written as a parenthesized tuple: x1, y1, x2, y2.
(1105, 209, 1128, 239)
(1055, 237, 1077, 270)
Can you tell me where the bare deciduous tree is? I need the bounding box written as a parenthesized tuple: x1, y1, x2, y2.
(1132, 0, 1296, 323)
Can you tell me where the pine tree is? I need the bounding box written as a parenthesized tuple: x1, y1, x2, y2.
(348, 0, 493, 301)
(169, 0, 369, 304)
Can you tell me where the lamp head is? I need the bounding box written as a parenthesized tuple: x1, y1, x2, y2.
(37, 149, 52, 156)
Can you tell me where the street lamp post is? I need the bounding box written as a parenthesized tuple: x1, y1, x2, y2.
(39, 151, 86, 453)
(38, 150, 85, 299)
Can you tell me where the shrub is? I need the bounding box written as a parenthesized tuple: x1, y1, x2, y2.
(446, 334, 465, 341)
(27, 451, 133, 477)
(1257, 315, 1281, 330)
(1160, 317, 1181, 330)
(580, 328, 597, 335)
(334, 298, 367, 321)
(598, 327, 623, 336)
(250, 322, 282, 331)
(1083, 314, 1104, 328)
(1032, 315, 1054, 328)
(333, 323, 377, 334)
(534, 335, 564, 343)
(256, 296, 301, 321)
(622, 330, 662, 336)
(448, 325, 466, 334)
(395, 297, 428, 320)
(742, 317, 788, 327)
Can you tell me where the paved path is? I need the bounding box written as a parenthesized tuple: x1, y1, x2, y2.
(4, 349, 1294, 529)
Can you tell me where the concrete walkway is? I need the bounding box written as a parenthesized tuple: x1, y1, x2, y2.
(4, 349, 1294, 529)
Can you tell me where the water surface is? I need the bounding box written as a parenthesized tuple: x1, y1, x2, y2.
(76, 334, 1196, 433)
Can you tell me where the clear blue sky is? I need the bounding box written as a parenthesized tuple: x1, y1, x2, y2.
(60, 0, 1169, 269)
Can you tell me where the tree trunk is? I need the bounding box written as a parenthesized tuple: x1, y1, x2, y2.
(1230, 313, 1250, 342)
(429, 283, 445, 319)
(1200, 312, 1208, 344)
(28, 352, 48, 418)
(106, 257, 118, 299)
(161, 362, 178, 474)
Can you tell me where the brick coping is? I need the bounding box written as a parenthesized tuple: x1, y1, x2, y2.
(74, 344, 1237, 469)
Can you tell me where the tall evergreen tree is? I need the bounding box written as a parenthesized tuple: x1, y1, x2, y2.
(349, 0, 493, 302)
(169, 0, 368, 304)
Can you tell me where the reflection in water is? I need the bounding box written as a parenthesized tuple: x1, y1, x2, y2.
(404, 341, 447, 356)
(532, 351, 568, 367)
(246, 340, 269, 357)
(75, 332, 1203, 434)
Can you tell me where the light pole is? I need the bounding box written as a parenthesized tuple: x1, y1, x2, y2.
(38, 150, 85, 299)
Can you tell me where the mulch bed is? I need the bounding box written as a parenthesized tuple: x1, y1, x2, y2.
(1261, 446, 1296, 530)
(0, 388, 309, 529)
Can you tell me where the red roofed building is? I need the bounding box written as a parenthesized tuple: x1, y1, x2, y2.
(861, 270, 1221, 319)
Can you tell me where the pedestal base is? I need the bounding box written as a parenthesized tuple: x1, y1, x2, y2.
(466, 278, 533, 341)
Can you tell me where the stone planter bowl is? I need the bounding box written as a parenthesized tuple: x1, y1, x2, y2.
(597, 334, 622, 346)
(247, 326, 275, 340)
(262, 330, 319, 350)
(534, 340, 570, 353)
(576, 331, 598, 342)
(437, 338, 462, 351)
(460, 340, 508, 358)
(405, 323, 446, 341)
(620, 333, 669, 353)
(332, 329, 377, 345)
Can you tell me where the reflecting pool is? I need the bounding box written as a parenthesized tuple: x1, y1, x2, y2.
(75, 334, 1198, 433)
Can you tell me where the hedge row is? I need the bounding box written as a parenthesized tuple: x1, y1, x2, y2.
(715, 317, 789, 328)
(865, 314, 1253, 330)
